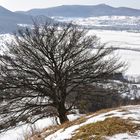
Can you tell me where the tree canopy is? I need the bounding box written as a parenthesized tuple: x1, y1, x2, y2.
(0, 22, 124, 130)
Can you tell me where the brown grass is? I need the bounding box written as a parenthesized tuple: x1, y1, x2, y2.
(28, 115, 87, 140)
(71, 117, 140, 140)
(26, 125, 58, 140)
(27, 106, 139, 140)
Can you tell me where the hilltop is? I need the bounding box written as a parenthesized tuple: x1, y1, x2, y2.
(0, 6, 52, 33)
(19, 105, 140, 140)
(17, 4, 140, 17)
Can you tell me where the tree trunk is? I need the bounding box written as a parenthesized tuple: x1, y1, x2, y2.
(58, 104, 69, 124)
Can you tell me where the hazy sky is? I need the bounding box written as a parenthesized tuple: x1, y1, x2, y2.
(0, 0, 140, 11)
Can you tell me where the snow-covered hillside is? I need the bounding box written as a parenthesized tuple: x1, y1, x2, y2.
(88, 30, 140, 76)
(1, 30, 140, 76)
(54, 16, 140, 31)
(1, 105, 140, 140)
(29, 105, 140, 140)
(53, 16, 140, 75)
(0, 114, 81, 140)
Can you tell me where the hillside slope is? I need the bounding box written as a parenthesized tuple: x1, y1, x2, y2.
(0, 105, 140, 140)
(0, 6, 52, 33)
(43, 105, 140, 140)
(0, 6, 33, 33)
(17, 4, 140, 17)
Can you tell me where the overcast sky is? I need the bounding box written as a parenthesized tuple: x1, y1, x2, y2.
(0, 0, 140, 11)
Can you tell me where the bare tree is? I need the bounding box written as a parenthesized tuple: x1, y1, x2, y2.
(0, 22, 124, 130)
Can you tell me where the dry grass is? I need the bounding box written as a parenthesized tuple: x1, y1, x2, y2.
(27, 116, 87, 140)
(27, 106, 140, 140)
(71, 117, 140, 140)
(26, 108, 120, 140)
(23, 125, 42, 140)
(28, 126, 59, 140)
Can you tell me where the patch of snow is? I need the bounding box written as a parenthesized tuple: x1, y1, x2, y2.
(106, 131, 140, 140)
(45, 125, 80, 140)
(0, 117, 56, 140)
(0, 114, 81, 140)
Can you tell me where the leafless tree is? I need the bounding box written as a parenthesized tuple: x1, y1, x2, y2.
(0, 22, 124, 130)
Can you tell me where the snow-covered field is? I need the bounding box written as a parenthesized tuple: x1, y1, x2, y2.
(54, 16, 140, 31)
(54, 16, 140, 75)
(88, 30, 140, 75)
(106, 132, 140, 140)
(1, 30, 140, 75)
(54, 16, 140, 26)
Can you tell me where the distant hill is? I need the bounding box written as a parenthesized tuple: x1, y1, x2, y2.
(1, 4, 140, 33)
(0, 6, 52, 33)
(16, 4, 140, 17)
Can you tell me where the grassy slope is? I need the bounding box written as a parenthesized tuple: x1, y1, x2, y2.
(29, 105, 140, 140)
